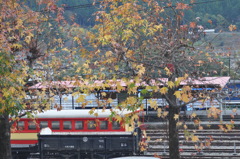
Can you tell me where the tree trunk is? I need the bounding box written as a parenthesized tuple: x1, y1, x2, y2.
(0, 113, 12, 159)
(168, 104, 180, 159)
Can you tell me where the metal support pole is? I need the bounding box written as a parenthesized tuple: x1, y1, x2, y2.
(233, 141, 237, 155)
(163, 141, 166, 155)
(219, 94, 223, 121)
(72, 96, 74, 109)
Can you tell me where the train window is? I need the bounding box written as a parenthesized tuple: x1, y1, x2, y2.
(87, 121, 96, 130)
(40, 121, 48, 129)
(51, 121, 60, 130)
(100, 121, 108, 130)
(17, 121, 25, 130)
(75, 121, 83, 130)
(112, 121, 120, 130)
(28, 121, 36, 130)
(63, 121, 72, 130)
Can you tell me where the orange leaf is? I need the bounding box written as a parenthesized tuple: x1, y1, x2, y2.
(189, 22, 196, 28)
(176, 3, 189, 10)
(208, 20, 212, 24)
(232, 108, 237, 113)
(192, 135, 199, 142)
(167, 3, 172, 7)
(229, 24, 237, 31)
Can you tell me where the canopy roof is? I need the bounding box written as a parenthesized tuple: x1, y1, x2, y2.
(29, 76, 230, 90)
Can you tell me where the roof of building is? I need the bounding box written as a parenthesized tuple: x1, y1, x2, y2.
(29, 77, 230, 90)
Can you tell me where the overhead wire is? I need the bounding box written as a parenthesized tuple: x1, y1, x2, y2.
(63, 0, 227, 10)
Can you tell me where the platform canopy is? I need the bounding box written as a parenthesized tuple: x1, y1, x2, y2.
(29, 76, 230, 90)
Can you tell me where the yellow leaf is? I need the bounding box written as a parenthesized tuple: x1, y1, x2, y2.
(89, 108, 95, 115)
(174, 114, 179, 120)
(157, 108, 162, 117)
(101, 92, 107, 98)
(163, 111, 168, 117)
(16, 19, 23, 27)
(192, 135, 199, 142)
(164, 67, 172, 76)
(184, 124, 188, 129)
(73, 36, 79, 41)
(149, 99, 158, 110)
(114, 65, 119, 71)
(136, 64, 145, 76)
(176, 121, 182, 127)
(181, 93, 190, 103)
(160, 87, 168, 94)
(115, 115, 122, 122)
(25, 36, 32, 44)
(147, 136, 151, 141)
(72, 92, 79, 96)
(76, 95, 86, 103)
(107, 98, 113, 104)
(83, 63, 89, 68)
(154, 24, 163, 31)
(174, 91, 181, 99)
(182, 86, 191, 91)
(226, 124, 233, 131)
(11, 43, 22, 49)
(168, 81, 175, 88)
(62, 48, 69, 52)
(105, 51, 112, 57)
(191, 112, 197, 118)
(126, 96, 137, 105)
(126, 50, 134, 58)
(132, 114, 139, 120)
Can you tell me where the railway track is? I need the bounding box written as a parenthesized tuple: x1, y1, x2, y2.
(143, 123, 240, 159)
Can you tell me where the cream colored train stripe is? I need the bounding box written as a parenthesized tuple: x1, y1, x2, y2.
(11, 133, 38, 140)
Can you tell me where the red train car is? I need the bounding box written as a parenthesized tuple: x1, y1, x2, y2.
(11, 109, 142, 159)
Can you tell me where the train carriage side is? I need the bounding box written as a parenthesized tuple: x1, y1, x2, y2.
(11, 109, 142, 159)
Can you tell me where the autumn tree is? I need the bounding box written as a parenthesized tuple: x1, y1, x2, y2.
(0, 0, 67, 158)
(71, 0, 229, 158)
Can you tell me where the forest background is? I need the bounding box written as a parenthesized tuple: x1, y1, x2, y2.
(26, 0, 240, 30)
(23, 0, 240, 80)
